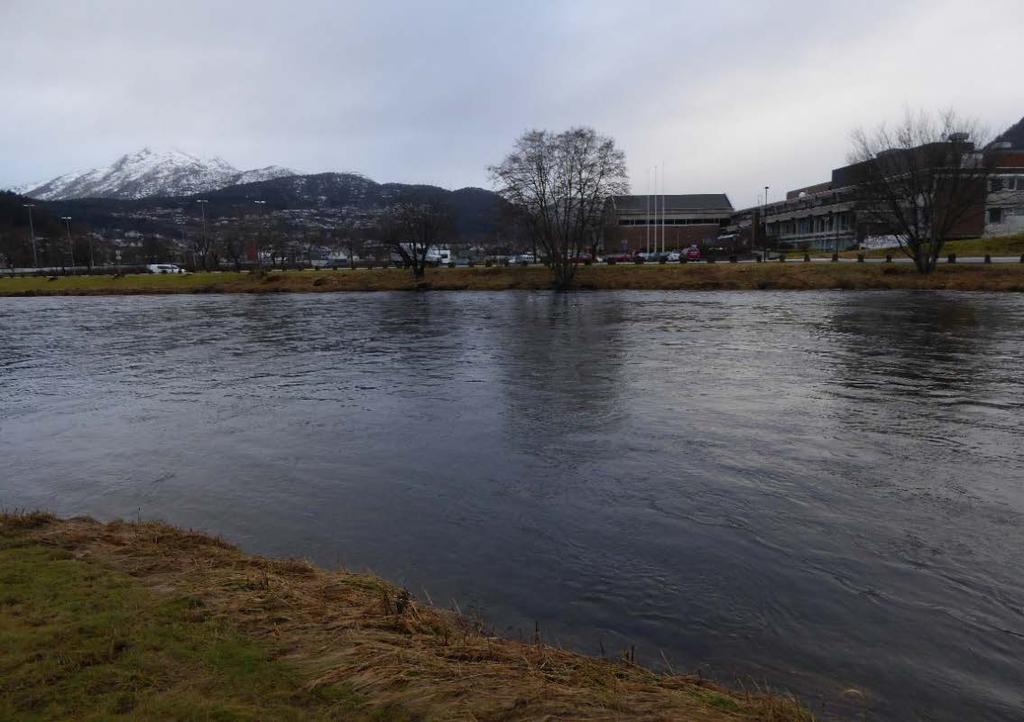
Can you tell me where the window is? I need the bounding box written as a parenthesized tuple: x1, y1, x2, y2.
(1008, 178, 1018, 191)
(988, 208, 1003, 224)
(990, 178, 1003, 192)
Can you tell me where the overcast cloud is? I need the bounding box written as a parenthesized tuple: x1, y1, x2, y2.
(2, 0, 1022, 207)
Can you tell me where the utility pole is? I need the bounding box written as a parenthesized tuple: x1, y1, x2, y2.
(23, 203, 38, 268)
(61, 216, 74, 274)
(197, 199, 209, 270)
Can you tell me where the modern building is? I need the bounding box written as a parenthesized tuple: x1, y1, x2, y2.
(983, 118, 1024, 237)
(726, 129, 1024, 251)
(604, 194, 733, 253)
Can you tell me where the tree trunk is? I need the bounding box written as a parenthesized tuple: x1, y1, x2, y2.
(553, 261, 576, 290)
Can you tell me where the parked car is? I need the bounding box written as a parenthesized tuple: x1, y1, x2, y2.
(666, 251, 682, 262)
(684, 245, 702, 261)
(321, 259, 355, 269)
(510, 253, 537, 264)
(604, 252, 633, 264)
(146, 263, 186, 274)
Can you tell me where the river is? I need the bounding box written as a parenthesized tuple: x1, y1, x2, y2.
(2, 290, 1022, 720)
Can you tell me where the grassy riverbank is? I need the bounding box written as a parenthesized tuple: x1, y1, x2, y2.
(0, 512, 813, 721)
(2, 261, 1024, 296)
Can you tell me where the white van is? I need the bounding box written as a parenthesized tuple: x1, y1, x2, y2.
(146, 263, 186, 274)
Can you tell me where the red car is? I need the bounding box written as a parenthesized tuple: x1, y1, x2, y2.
(684, 245, 702, 261)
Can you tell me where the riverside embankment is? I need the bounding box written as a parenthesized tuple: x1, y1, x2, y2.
(0, 513, 813, 721)
(2, 261, 1024, 296)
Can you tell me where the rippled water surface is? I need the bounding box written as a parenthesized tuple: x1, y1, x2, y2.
(2, 291, 1023, 720)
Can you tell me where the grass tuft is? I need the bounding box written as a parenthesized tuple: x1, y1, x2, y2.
(0, 515, 815, 721)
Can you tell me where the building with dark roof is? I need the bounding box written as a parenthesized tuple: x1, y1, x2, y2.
(984, 117, 1024, 237)
(604, 194, 733, 253)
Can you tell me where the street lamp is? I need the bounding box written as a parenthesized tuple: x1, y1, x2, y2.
(23, 203, 38, 268)
(197, 199, 209, 271)
(253, 200, 266, 269)
(763, 185, 769, 261)
(61, 216, 75, 274)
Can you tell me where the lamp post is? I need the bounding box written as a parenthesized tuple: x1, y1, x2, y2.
(253, 200, 266, 269)
(61, 216, 75, 274)
(763, 185, 769, 261)
(23, 203, 38, 268)
(197, 199, 209, 271)
(828, 211, 835, 261)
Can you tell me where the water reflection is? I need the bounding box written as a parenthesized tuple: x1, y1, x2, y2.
(2, 290, 1023, 721)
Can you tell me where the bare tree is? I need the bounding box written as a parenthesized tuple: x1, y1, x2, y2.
(216, 225, 246, 271)
(334, 221, 365, 268)
(490, 127, 628, 288)
(849, 110, 989, 273)
(379, 192, 456, 278)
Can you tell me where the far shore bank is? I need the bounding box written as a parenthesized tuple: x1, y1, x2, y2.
(0, 512, 816, 721)
(3, 262, 1024, 297)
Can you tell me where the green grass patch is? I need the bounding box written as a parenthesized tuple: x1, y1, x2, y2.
(0, 530, 371, 721)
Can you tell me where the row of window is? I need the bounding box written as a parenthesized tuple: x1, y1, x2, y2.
(618, 218, 729, 226)
(989, 177, 1022, 192)
(768, 212, 852, 236)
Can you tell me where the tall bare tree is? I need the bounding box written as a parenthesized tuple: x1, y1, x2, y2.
(333, 221, 366, 268)
(849, 110, 989, 273)
(490, 127, 628, 288)
(378, 192, 455, 279)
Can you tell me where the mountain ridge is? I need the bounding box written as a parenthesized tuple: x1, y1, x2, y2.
(13, 148, 296, 201)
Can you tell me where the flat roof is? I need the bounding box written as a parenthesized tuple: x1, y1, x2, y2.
(610, 194, 733, 212)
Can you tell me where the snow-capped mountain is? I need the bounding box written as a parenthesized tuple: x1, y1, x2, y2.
(16, 148, 296, 200)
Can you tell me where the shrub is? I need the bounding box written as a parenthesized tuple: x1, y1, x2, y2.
(984, 254, 991, 264)
(886, 254, 893, 263)
(484, 260, 493, 267)
(857, 253, 865, 263)
(831, 253, 839, 262)
(729, 256, 738, 263)
(803, 254, 811, 262)
(607, 258, 617, 265)
(948, 253, 957, 264)
(448, 262, 456, 269)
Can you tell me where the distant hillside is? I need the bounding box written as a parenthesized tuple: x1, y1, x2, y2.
(40, 173, 504, 240)
(0, 191, 60, 235)
(15, 148, 295, 201)
(992, 116, 1024, 149)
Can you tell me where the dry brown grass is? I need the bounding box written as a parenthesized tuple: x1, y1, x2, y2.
(2, 262, 1024, 296)
(3, 514, 815, 721)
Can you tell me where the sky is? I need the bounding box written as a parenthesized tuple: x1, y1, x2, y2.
(2, 0, 1022, 209)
